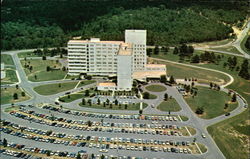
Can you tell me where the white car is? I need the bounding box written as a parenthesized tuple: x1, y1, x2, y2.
(201, 133, 206, 138)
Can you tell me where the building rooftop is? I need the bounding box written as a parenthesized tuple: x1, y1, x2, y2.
(146, 64, 166, 68)
(133, 70, 166, 80)
(98, 82, 116, 87)
(68, 39, 124, 44)
(118, 43, 132, 56)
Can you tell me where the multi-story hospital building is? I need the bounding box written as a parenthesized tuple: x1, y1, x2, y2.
(67, 30, 166, 91)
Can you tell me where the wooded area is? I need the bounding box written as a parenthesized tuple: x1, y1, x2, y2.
(1, 0, 248, 50)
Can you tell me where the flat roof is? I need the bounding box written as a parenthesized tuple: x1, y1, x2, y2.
(146, 64, 166, 68)
(133, 70, 166, 79)
(68, 40, 124, 44)
(118, 43, 132, 56)
(98, 82, 116, 87)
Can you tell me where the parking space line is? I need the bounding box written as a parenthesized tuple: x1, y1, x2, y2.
(195, 143, 202, 154)
(184, 127, 191, 136)
(178, 115, 183, 122)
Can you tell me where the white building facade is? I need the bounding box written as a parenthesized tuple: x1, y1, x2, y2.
(67, 30, 166, 91)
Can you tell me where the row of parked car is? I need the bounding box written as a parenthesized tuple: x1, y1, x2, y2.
(10, 109, 184, 136)
(21, 107, 181, 130)
(41, 105, 180, 121)
(1, 120, 193, 154)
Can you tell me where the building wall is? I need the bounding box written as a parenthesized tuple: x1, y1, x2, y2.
(125, 30, 147, 71)
(68, 41, 119, 75)
(117, 55, 132, 91)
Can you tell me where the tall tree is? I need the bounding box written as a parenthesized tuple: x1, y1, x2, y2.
(238, 59, 250, 79)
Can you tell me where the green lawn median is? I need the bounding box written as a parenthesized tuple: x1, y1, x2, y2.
(157, 98, 181, 112)
(145, 84, 167, 92)
(20, 59, 67, 82)
(185, 86, 238, 119)
(1, 87, 30, 105)
(33, 82, 79, 95)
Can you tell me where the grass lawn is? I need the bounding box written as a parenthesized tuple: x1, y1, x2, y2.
(20, 59, 66, 82)
(212, 46, 242, 54)
(157, 99, 181, 112)
(18, 52, 42, 58)
(4, 106, 21, 112)
(145, 84, 166, 92)
(33, 82, 79, 95)
(79, 102, 148, 110)
(1, 54, 15, 66)
(76, 80, 96, 88)
(190, 39, 233, 47)
(149, 93, 157, 99)
(179, 115, 189, 121)
(59, 93, 83, 103)
(1, 87, 30, 105)
(240, 35, 250, 54)
(1, 69, 18, 84)
(185, 86, 238, 119)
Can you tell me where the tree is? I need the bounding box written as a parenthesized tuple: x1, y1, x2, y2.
(169, 75, 175, 84)
(85, 90, 90, 96)
(103, 102, 106, 107)
(114, 99, 118, 105)
(42, 56, 46, 60)
(46, 150, 51, 156)
(67, 95, 70, 99)
(106, 98, 110, 105)
(34, 75, 37, 80)
(238, 59, 250, 79)
(125, 104, 128, 109)
(209, 82, 213, 89)
(29, 66, 33, 72)
(87, 99, 92, 106)
(164, 93, 168, 101)
(13, 93, 18, 100)
(195, 107, 204, 114)
(231, 93, 237, 102)
(97, 98, 101, 105)
(87, 120, 92, 127)
(160, 75, 167, 83)
(76, 153, 81, 159)
(191, 82, 194, 87)
(46, 66, 51, 71)
(154, 45, 160, 55)
(194, 91, 197, 96)
(62, 66, 66, 71)
(58, 83, 61, 87)
(16, 84, 19, 89)
(21, 91, 25, 97)
(173, 47, 179, 55)
(143, 92, 150, 99)
(191, 55, 200, 63)
(224, 103, 228, 109)
(85, 75, 92, 80)
(139, 109, 143, 115)
(147, 48, 152, 57)
(101, 154, 105, 159)
(3, 138, 7, 147)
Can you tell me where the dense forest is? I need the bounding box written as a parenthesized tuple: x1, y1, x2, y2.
(1, 0, 249, 50)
